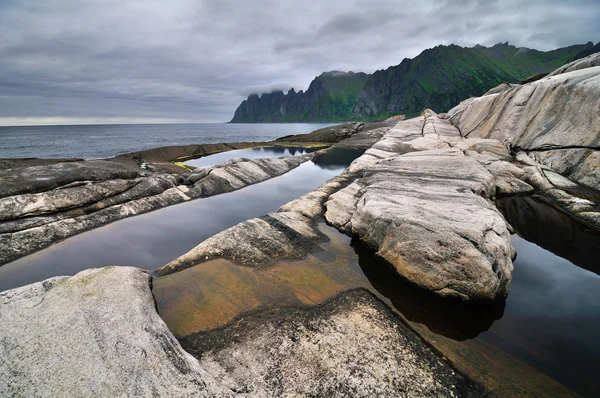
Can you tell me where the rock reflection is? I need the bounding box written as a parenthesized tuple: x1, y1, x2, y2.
(497, 195, 600, 275)
(351, 239, 505, 341)
(184, 145, 320, 168)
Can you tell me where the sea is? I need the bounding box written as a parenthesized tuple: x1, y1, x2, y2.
(0, 123, 335, 160)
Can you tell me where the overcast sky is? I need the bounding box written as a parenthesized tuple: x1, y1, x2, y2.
(0, 0, 598, 125)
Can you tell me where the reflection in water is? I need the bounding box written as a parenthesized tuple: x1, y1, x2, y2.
(352, 240, 505, 341)
(0, 148, 364, 292)
(154, 223, 369, 337)
(155, 221, 504, 340)
(485, 196, 600, 397)
(157, 196, 600, 396)
(497, 195, 600, 274)
(184, 146, 320, 168)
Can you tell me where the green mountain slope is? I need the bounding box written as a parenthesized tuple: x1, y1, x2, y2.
(230, 41, 594, 123)
(230, 71, 369, 123)
(353, 42, 593, 120)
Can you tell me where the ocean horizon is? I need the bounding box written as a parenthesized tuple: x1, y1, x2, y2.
(0, 122, 336, 160)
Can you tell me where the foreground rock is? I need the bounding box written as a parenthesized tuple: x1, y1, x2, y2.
(182, 289, 484, 397)
(0, 267, 230, 397)
(0, 267, 483, 397)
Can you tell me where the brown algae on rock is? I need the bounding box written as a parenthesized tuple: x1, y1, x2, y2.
(153, 223, 371, 336)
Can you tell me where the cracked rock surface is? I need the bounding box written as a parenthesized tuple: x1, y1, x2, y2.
(447, 54, 600, 191)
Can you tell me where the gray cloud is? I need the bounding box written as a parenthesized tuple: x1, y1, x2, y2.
(0, 0, 598, 125)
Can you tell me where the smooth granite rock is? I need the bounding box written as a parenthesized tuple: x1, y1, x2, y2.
(0, 154, 315, 266)
(326, 148, 514, 301)
(0, 266, 231, 397)
(447, 58, 600, 191)
(157, 211, 326, 275)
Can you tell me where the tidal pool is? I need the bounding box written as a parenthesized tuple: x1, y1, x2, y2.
(156, 196, 600, 397)
(0, 148, 364, 292)
(184, 146, 320, 168)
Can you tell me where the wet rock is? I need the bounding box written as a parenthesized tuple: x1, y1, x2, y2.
(186, 154, 313, 198)
(0, 186, 191, 265)
(181, 289, 485, 397)
(157, 211, 326, 275)
(0, 266, 231, 397)
(0, 154, 315, 265)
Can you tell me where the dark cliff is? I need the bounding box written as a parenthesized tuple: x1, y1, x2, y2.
(230, 71, 369, 123)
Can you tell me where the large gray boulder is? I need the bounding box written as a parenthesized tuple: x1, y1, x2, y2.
(0, 266, 231, 397)
(326, 148, 514, 301)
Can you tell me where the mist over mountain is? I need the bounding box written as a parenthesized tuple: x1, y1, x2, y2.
(230, 71, 368, 123)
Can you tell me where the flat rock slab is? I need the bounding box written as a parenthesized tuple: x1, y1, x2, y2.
(0, 267, 230, 397)
(157, 211, 326, 275)
(181, 289, 485, 397)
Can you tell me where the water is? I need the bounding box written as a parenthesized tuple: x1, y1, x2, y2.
(155, 195, 600, 397)
(0, 148, 364, 292)
(184, 146, 320, 168)
(0, 123, 335, 159)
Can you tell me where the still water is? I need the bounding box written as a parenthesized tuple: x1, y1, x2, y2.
(0, 148, 363, 292)
(0, 123, 334, 159)
(156, 195, 600, 397)
(184, 146, 320, 168)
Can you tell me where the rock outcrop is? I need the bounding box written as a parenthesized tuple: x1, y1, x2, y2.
(182, 289, 484, 397)
(160, 111, 516, 301)
(0, 267, 484, 397)
(0, 152, 316, 265)
(447, 61, 600, 191)
(0, 267, 230, 397)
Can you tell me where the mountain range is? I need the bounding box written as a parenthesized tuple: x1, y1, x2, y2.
(230, 41, 597, 123)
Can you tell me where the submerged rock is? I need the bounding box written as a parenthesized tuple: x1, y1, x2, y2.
(0, 266, 484, 397)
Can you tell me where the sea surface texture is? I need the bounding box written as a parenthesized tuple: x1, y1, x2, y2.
(0, 123, 334, 159)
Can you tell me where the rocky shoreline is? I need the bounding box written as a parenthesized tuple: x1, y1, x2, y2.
(1, 53, 599, 396)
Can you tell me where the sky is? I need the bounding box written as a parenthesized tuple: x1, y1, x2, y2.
(0, 0, 598, 125)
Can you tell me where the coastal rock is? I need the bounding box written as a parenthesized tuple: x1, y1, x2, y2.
(326, 148, 514, 301)
(0, 154, 315, 265)
(0, 266, 231, 397)
(447, 58, 600, 190)
(161, 113, 517, 301)
(547, 52, 600, 76)
(0, 267, 484, 397)
(275, 122, 366, 143)
(181, 289, 484, 397)
(157, 211, 326, 275)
